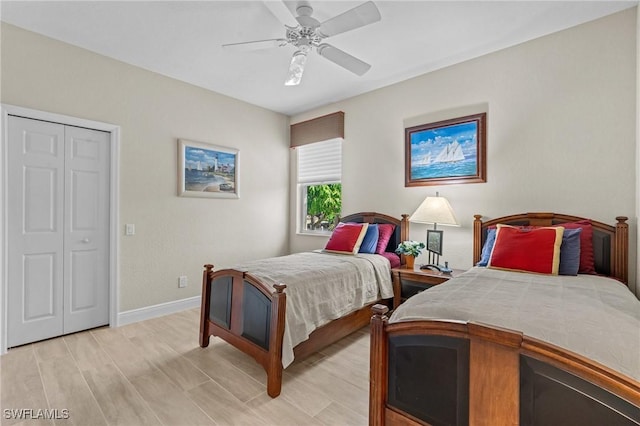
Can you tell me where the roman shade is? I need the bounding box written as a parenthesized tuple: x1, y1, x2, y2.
(297, 138, 342, 184)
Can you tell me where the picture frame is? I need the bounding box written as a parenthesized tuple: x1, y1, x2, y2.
(405, 112, 486, 186)
(177, 139, 239, 199)
(426, 229, 443, 255)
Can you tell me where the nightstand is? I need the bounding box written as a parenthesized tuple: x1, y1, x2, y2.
(391, 266, 463, 306)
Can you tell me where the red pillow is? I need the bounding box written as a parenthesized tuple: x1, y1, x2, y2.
(487, 221, 595, 275)
(488, 225, 564, 275)
(325, 223, 369, 254)
(375, 224, 396, 254)
(560, 221, 595, 274)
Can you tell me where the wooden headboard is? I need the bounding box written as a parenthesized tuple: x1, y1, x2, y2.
(340, 212, 409, 257)
(472, 212, 629, 285)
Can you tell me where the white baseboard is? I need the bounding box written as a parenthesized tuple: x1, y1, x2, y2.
(117, 295, 201, 326)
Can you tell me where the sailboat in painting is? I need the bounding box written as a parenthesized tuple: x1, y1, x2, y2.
(417, 153, 432, 166)
(434, 140, 464, 163)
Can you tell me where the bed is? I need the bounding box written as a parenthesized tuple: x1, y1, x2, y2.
(369, 212, 640, 425)
(199, 211, 408, 398)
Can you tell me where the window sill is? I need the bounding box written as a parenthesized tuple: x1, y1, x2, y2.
(296, 231, 332, 237)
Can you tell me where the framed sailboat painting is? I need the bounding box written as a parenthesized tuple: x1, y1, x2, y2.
(405, 113, 486, 186)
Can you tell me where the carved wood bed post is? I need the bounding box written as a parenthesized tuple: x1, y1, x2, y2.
(400, 214, 409, 242)
(370, 304, 389, 426)
(473, 214, 483, 265)
(199, 264, 214, 348)
(267, 283, 287, 398)
(398, 214, 410, 267)
(614, 216, 629, 284)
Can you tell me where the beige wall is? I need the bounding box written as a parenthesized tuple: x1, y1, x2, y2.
(1, 23, 290, 311)
(291, 9, 638, 296)
(2, 5, 637, 311)
(636, 6, 640, 298)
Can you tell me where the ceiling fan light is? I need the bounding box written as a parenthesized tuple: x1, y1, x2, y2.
(285, 51, 307, 86)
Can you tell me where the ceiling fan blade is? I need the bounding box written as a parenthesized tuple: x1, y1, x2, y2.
(263, 0, 299, 28)
(317, 43, 371, 76)
(222, 39, 287, 52)
(317, 1, 381, 38)
(285, 51, 308, 86)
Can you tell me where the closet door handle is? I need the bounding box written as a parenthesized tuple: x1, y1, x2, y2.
(82, 238, 90, 243)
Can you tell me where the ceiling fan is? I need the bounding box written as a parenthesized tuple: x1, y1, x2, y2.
(223, 1, 381, 86)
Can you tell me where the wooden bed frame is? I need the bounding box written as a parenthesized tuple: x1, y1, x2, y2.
(370, 212, 640, 425)
(199, 211, 408, 398)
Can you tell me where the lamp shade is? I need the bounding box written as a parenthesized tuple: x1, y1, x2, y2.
(409, 196, 459, 226)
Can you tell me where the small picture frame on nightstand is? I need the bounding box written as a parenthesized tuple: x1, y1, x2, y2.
(426, 229, 443, 255)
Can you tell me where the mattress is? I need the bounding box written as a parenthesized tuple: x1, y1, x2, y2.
(390, 267, 640, 381)
(234, 250, 393, 367)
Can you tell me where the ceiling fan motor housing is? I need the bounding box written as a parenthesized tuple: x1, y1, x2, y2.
(286, 26, 322, 50)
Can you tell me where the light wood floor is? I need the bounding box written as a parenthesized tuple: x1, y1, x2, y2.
(1, 308, 371, 426)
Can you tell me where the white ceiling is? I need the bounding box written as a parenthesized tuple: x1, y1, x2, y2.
(1, 1, 637, 116)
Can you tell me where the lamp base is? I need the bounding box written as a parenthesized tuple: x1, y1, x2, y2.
(427, 250, 440, 266)
(423, 252, 451, 274)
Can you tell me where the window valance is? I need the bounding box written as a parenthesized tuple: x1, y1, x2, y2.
(290, 111, 344, 148)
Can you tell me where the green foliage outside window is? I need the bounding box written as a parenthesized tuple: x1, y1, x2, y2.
(306, 183, 342, 231)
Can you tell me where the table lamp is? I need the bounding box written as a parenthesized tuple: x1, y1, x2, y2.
(409, 192, 459, 270)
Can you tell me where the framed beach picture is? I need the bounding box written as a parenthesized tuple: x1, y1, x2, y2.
(405, 113, 486, 186)
(177, 139, 239, 199)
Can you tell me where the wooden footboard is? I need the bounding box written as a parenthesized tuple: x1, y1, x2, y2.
(199, 264, 287, 397)
(200, 263, 390, 398)
(370, 305, 640, 425)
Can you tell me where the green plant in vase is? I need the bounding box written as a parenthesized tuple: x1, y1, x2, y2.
(395, 240, 425, 268)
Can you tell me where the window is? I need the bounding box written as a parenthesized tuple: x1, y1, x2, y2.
(297, 138, 342, 234)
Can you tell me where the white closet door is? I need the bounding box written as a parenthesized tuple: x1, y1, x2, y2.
(7, 116, 110, 347)
(63, 126, 110, 334)
(7, 116, 65, 347)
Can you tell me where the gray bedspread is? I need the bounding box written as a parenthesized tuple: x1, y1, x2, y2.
(390, 267, 640, 381)
(234, 251, 393, 367)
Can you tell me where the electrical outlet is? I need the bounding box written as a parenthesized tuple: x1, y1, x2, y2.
(178, 276, 187, 288)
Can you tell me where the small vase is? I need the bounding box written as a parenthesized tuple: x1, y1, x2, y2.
(405, 255, 415, 269)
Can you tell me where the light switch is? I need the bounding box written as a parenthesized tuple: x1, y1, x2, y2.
(125, 224, 135, 236)
(178, 276, 188, 288)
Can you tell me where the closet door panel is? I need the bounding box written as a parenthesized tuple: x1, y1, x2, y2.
(63, 126, 110, 334)
(7, 116, 65, 347)
(22, 254, 58, 320)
